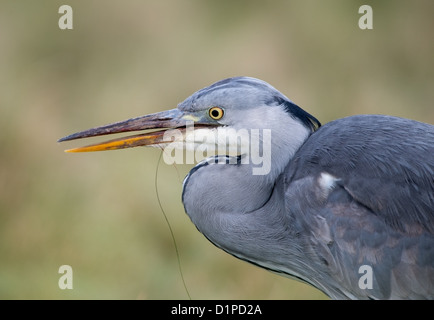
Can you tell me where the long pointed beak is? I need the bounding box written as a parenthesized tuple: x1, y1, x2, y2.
(58, 108, 213, 152)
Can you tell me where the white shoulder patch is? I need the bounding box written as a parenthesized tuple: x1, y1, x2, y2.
(318, 172, 340, 193)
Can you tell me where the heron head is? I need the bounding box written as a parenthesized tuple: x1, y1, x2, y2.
(58, 77, 320, 157)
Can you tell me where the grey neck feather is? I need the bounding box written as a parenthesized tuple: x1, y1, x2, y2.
(182, 110, 315, 282)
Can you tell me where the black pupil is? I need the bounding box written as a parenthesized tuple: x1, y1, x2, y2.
(211, 109, 220, 118)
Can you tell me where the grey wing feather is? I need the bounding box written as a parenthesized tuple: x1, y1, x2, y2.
(283, 115, 434, 299)
(287, 115, 434, 234)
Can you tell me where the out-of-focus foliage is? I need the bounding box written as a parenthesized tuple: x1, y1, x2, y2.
(0, 0, 432, 299)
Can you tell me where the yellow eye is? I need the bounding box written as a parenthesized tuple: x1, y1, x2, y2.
(209, 107, 224, 120)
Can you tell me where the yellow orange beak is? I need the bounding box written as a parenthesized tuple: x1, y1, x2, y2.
(58, 108, 216, 152)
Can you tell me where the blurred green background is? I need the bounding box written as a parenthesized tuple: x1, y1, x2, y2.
(0, 0, 433, 299)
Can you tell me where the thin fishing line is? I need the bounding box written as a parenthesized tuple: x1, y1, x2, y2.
(154, 149, 192, 299)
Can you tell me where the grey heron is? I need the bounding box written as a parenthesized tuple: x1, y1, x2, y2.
(59, 76, 434, 299)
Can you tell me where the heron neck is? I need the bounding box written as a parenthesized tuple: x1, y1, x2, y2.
(182, 118, 313, 281)
(182, 158, 310, 278)
(182, 133, 305, 241)
(183, 156, 275, 213)
(182, 116, 312, 219)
